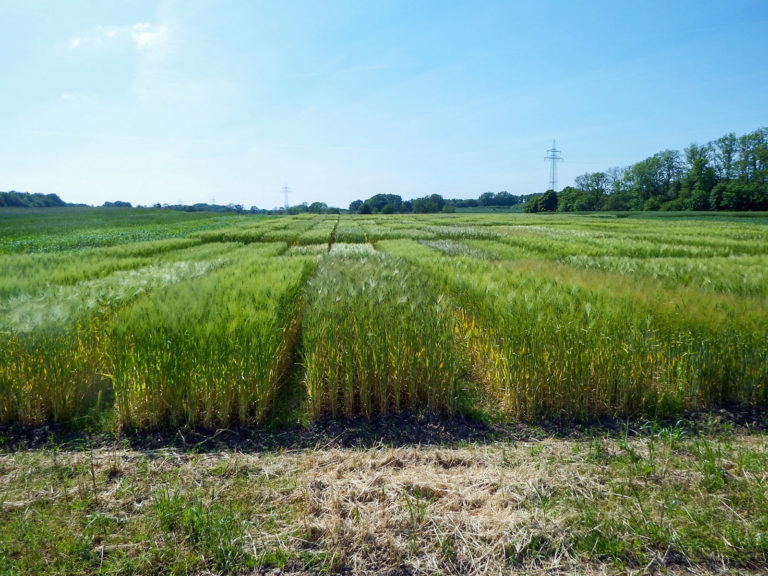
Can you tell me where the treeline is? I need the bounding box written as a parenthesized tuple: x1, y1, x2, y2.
(0, 193, 340, 215)
(0, 191, 67, 208)
(348, 192, 536, 214)
(153, 202, 259, 214)
(142, 201, 343, 215)
(535, 127, 768, 213)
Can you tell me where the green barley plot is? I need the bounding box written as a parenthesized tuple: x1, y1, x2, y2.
(302, 249, 469, 419)
(0, 243, 239, 424)
(0, 242, 238, 333)
(260, 215, 322, 243)
(358, 218, 435, 242)
(564, 254, 768, 297)
(0, 238, 201, 299)
(333, 217, 367, 243)
(296, 215, 339, 246)
(109, 243, 314, 429)
(0, 208, 238, 253)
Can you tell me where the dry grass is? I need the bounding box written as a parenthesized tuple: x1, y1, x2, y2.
(2, 426, 766, 575)
(296, 443, 573, 574)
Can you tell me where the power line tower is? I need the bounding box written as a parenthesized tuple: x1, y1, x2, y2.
(545, 140, 563, 192)
(281, 184, 290, 210)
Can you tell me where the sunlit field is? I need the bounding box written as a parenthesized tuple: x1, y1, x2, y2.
(1, 208, 766, 428)
(2, 208, 768, 575)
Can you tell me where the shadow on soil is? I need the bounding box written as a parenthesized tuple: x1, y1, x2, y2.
(1, 403, 766, 453)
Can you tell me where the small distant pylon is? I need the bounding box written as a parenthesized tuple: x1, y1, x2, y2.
(281, 184, 290, 210)
(545, 140, 563, 192)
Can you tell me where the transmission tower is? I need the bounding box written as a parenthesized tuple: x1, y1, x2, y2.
(281, 184, 290, 210)
(545, 140, 563, 192)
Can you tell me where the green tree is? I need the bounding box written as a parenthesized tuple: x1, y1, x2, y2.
(349, 200, 363, 212)
(308, 202, 328, 213)
(478, 192, 496, 206)
(539, 190, 558, 212)
(713, 133, 738, 180)
(556, 186, 579, 212)
(412, 194, 445, 213)
(574, 172, 609, 210)
(526, 190, 557, 213)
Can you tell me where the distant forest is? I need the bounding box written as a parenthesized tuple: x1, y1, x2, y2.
(534, 126, 768, 213)
(0, 191, 67, 208)
(347, 191, 536, 214)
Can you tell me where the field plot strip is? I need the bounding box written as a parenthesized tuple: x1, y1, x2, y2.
(380, 236, 768, 420)
(0, 242, 239, 333)
(296, 214, 339, 246)
(333, 217, 367, 243)
(260, 214, 322, 244)
(0, 242, 241, 424)
(109, 243, 314, 429)
(563, 253, 768, 296)
(0, 208, 238, 253)
(0, 238, 203, 299)
(302, 248, 470, 419)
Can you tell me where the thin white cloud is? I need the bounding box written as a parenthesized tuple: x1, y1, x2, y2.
(68, 22, 170, 52)
(57, 92, 95, 102)
(100, 25, 119, 38)
(131, 23, 168, 50)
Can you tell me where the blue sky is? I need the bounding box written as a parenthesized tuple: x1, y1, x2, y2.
(1, 1, 767, 209)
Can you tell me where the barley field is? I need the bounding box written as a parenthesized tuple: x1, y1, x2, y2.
(1, 208, 767, 429)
